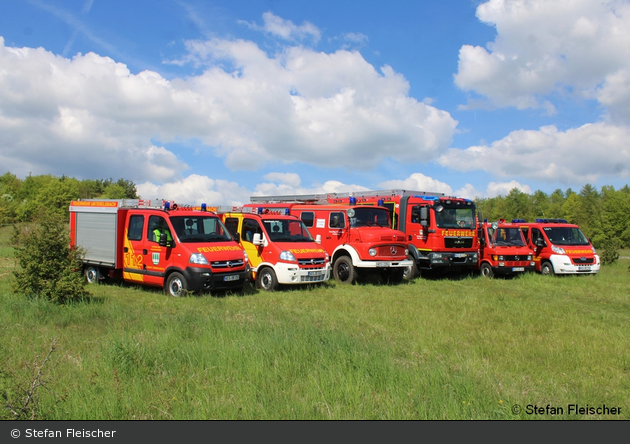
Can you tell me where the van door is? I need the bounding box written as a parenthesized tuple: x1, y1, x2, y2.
(241, 218, 264, 269)
(123, 213, 147, 284)
(143, 214, 174, 286)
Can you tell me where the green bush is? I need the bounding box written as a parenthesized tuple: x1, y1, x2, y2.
(600, 236, 621, 265)
(12, 212, 89, 303)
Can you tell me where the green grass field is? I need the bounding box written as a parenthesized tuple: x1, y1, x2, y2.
(1, 225, 628, 420)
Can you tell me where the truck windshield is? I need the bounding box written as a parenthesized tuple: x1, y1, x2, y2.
(263, 219, 314, 242)
(435, 207, 475, 229)
(488, 227, 526, 246)
(170, 216, 233, 243)
(349, 208, 390, 228)
(543, 227, 590, 246)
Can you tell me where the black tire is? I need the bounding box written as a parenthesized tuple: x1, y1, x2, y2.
(403, 255, 418, 281)
(333, 256, 357, 284)
(256, 267, 279, 291)
(541, 262, 555, 276)
(84, 266, 100, 284)
(165, 272, 188, 297)
(382, 268, 405, 284)
(480, 262, 494, 278)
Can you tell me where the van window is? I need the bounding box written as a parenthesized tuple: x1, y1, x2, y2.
(329, 212, 346, 229)
(242, 218, 263, 243)
(224, 217, 239, 238)
(531, 228, 544, 246)
(127, 215, 144, 241)
(300, 212, 315, 228)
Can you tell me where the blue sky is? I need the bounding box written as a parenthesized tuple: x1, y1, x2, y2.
(1, 0, 629, 205)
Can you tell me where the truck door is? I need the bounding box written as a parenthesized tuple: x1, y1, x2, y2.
(123, 213, 147, 284)
(241, 218, 264, 269)
(530, 227, 545, 268)
(143, 215, 174, 286)
(408, 205, 429, 247)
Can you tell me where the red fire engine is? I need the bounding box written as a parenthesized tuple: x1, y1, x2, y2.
(69, 199, 250, 296)
(212, 206, 330, 291)
(476, 219, 535, 277)
(513, 219, 600, 275)
(246, 198, 412, 285)
(288, 190, 480, 279)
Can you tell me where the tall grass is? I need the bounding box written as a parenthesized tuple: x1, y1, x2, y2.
(1, 225, 628, 419)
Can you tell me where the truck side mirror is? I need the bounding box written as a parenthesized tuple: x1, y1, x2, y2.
(315, 234, 322, 244)
(535, 238, 545, 248)
(233, 232, 240, 243)
(420, 206, 428, 227)
(253, 233, 263, 246)
(159, 233, 168, 247)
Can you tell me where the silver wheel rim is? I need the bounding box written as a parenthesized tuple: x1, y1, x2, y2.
(481, 265, 491, 277)
(86, 268, 97, 283)
(169, 278, 183, 296)
(261, 272, 272, 290)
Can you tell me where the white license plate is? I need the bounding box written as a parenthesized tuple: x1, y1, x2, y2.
(376, 262, 391, 267)
(308, 271, 324, 277)
(578, 267, 591, 271)
(512, 267, 525, 272)
(224, 274, 239, 281)
(454, 253, 466, 258)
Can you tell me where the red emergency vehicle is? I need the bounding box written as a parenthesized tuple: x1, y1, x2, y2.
(246, 199, 412, 285)
(476, 219, 535, 277)
(303, 190, 479, 279)
(69, 199, 250, 296)
(212, 206, 330, 291)
(514, 219, 600, 275)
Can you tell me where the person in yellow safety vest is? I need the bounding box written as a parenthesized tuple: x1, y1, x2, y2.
(153, 221, 173, 245)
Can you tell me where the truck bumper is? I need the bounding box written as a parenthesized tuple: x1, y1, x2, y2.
(273, 262, 331, 285)
(353, 258, 414, 268)
(548, 255, 601, 274)
(426, 252, 478, 268)
(184, 266, 250, 291)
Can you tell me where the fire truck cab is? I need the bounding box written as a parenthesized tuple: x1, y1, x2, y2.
(476, 219, 535, 277)
(514, 219, 600, 275)
(318, 190, 479, 279)
(69, 199, 250, 296)
(246, 198, 411, 285)
(214, 206, 330, 291)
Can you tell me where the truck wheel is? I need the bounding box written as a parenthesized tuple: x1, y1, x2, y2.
(480, 262, 494, 278)
(333, 256, 357, 284)
(541, 262, 555, 276)
(382, 268, 405, 284)
(165, 272, 188, 297)
(84, 266, 100, 284)
(256, 267, 279, 291)
(403, 255, 418, 281)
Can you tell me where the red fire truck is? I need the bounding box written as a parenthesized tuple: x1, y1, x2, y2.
(246, 198, 412, 285)
(69, 199, 250, 296)
(295, 190, 479, 279)
(513, 219, 600, 275)
(476, 219, 535, 277)
(212, 206, 330, 291)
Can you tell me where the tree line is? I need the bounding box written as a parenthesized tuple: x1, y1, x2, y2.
(0, 172, 138, 224)
(474, 184, 630, 259)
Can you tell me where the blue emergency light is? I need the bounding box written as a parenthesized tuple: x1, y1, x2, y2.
(285, 209, 290, 215)
(201, 203, 207, 212)
(349, 197, 357, 205)
(377, 199, 384, 206)
(512, 219, 526, 223)
(164, 202, 170, 211)
(419, 195, 439, 201)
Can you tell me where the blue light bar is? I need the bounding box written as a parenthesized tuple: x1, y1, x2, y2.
(418, 195, 439, 201)
(535, 218, 567, 223)
(512, 219, 526, 223)
(349, 197, 357, 205)
(377, 199, 384, 206)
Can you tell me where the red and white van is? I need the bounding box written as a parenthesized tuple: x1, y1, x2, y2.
(214, 206, 330, 291)
(476, 220, 535, 277)
(514, 219, 600, 275)
(70, 199, 250, 296)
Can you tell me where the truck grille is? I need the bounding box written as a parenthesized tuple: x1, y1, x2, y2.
(499, 255, 530, 261)
(211, 259, 245, 269)
(572, 257, 594, 264)
(300, 273, 327, 282)
(377, 245, 404, 256)
(444, 238, 473, 248)
(298, 258, 326, 267)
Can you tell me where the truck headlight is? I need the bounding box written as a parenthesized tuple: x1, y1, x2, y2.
(189, 253, 209, 265)
(551, 245, 565, 255)
(279, 251, 297, 262)
(368, 248, 377, 256)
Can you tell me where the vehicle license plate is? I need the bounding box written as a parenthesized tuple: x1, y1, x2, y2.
(376, 262, 391, 267)
(454, 253, 466, 258)
(512, 267, 525, 272)
(578, 266, 591, 272)
(308, 271, 324, 277)
(224, 274, 239, 281)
